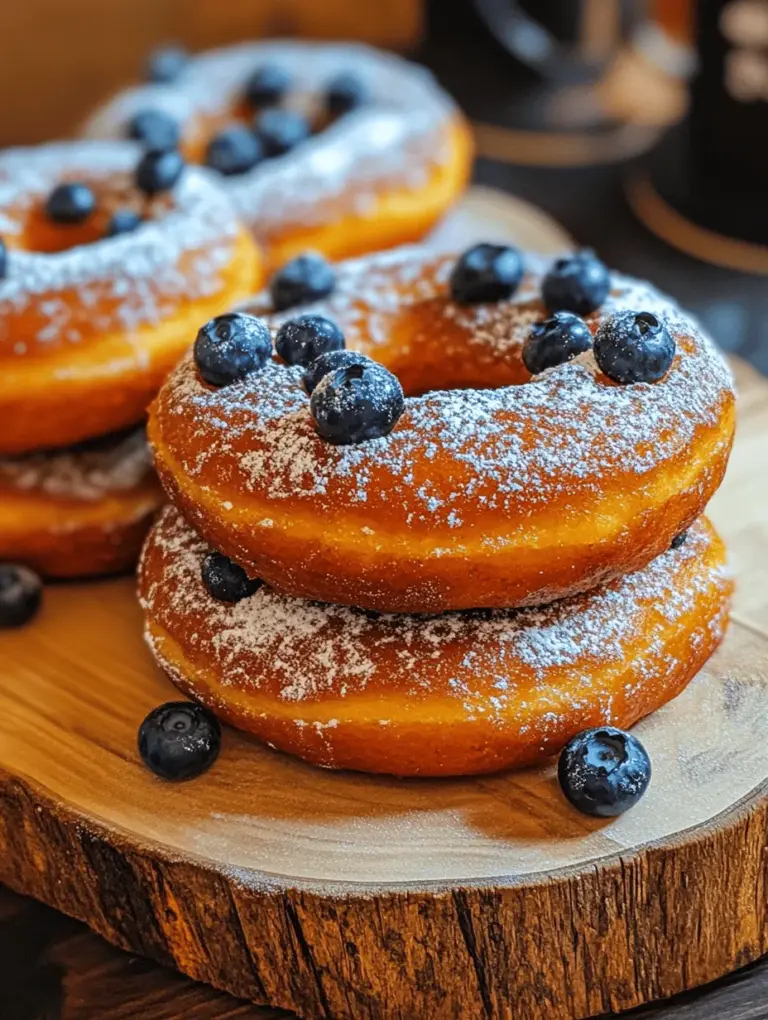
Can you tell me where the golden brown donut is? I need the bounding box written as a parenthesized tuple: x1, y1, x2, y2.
(83, 41, 472, 269)
(0, 141, 261, 455)
(0, 428, 163, 578)
(149, 247, 736, 614)
(140, 507, 731, 777)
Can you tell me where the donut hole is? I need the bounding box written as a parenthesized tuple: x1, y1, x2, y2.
(352, 295, 542, 397)
(14, 176, 173, 255)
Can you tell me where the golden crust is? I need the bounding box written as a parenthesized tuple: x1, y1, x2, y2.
(0, 142, 262, 454)
(149, 248, 736, 613)
(139, 508, 732, 777)
(0, 429, 163, 577)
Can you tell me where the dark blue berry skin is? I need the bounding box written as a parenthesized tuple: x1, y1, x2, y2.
(594, 310, 676, 385)
(310, 361, 405, 445)
(670, 529, 688, 550)
(522, 311, 592, 375)
(449, 243, 524, 303)
(326, 72, 369, 115)
(270, 254, 336, 311)
(542, 251, 611, 316)
(202, 551, 263, 603)
(0, 237, 7, 280)
(255, 109, 310, 158)
(244, 64, 291, 107)
(146, 45, 189, 84)
(194, 313, 272, 387)
(45, 183, 96, 224)
(135, 148, 185, 196)
(275, 314, 345, 368)
(127, 108, 181, 151)
(304, 349, 370, 395)
(106, 209, 142, 237)
(205, 127, 263, 177)
(558, 726, 651, 818)
(0, 564, 43, 629)
(138, 702, 221, 781)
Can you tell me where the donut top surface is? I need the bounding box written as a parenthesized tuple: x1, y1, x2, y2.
(83, 41, 460, 237)
(155, 247, 735, 534)
(0, 141, 243, 355)
(143, 507, 730, 715)
(0, 428, 153, 501)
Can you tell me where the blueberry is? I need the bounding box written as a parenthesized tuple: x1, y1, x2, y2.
(449, 243, 524, 304)
(310, 361, 404, 445)
(205, 126, 263, 177)
(558, 726, 651, 817)
(0, 564, 43, 628)
(202, 551, 263, 603)
(542, 251, 611, 315)
(244, 64, 291, 107)
(523, 310, 592, 375)
(45, 182, 96, 224)
(303, 349, 370, 395)
(326, 72, 369, 115)
(275, 314, 344, 368)
(0, 237, 7, 280)
(194, 312, 272, 387)
(106, 209, 142, 237)
(127, 108, 181, 151)
(138, 701, 220, 781)
(670, 530, 688, 550)
(594, 310, 676, 384)
(255, 109, 310, 158)
(135, 148, 185, 196)
(145, 45, 189, 84)
(270, 253, 335, 311)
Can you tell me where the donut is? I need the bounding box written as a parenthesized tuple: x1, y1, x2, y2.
(0, 141, 260, 455)
(0, 428, 162, 578)
(83, 42, 472, 269)
(148, 246, 736, 614)
(139, 507, 731, 776)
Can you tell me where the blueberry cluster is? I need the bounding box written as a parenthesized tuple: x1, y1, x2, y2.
(193, 252, 406, 449)
(42, 146, 186, 242)
(129, 58, 368, 182)
(451, 246, 676, 385)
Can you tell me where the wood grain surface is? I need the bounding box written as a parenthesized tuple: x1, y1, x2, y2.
(0, 188, 766, 1017)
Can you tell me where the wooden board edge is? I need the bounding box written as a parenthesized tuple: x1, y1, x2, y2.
(3, 765, 768, 1019)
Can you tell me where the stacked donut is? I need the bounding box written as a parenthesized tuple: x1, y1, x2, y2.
(140, 243, 736, 779)
(0, 139, 260, 591)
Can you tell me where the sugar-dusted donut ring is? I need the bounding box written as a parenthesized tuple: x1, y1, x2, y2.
(149, 246, 736, 614)
(83, 42, 472, 269)
(0, 428, 162, 578)
(0, 141, 260, 455)
(140, 507, 731, 776)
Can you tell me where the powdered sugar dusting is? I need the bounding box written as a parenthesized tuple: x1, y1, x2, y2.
(159, 248, 734, 531)
(0, 141, 242, 354)
(0, 427, 153, 501)
(83, 41, 459, 238)
(141, 508, 731, 721)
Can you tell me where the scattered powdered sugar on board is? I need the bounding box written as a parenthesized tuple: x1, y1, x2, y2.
(0, 427, 153, 501)
(83, 41, 460, 236)
(159, 247, 735, 530)
(0, 141, 242, 351)
(142, 507, 730, 723)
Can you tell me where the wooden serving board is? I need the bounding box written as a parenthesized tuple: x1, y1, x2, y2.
(1, 194, 768, 1020)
